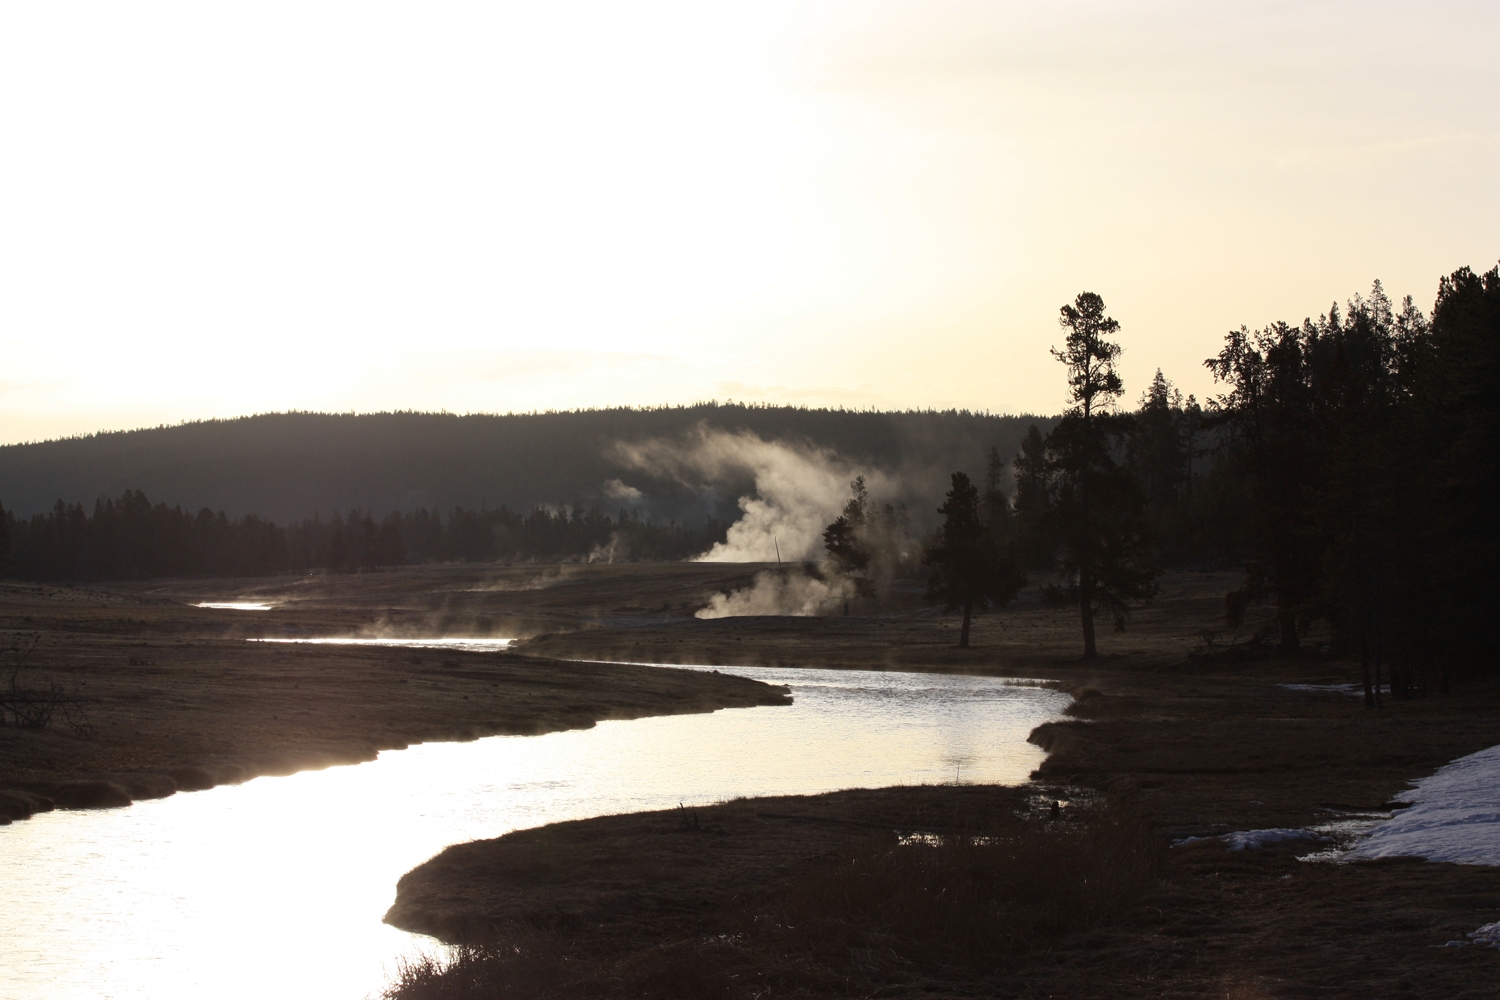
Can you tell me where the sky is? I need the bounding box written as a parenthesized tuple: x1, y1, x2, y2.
(1, 0, 1495, 445)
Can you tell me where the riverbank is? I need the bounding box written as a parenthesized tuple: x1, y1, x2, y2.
(6, 562, 1498, 995)
(376, 568, 1500, 998)
(0, 572, 792, 822)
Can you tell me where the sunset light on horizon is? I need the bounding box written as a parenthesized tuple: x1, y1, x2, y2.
(1, 0, 1495, 444)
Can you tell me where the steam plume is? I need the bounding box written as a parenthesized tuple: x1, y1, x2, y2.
(611, 426, 892, 562)
(695, 569, 856, 618)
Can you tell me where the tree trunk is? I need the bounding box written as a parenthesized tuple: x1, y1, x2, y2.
(1277, 602, 1299, 654)
(1361, 635, 1374, 708)
(959, 596, 973, 648)
(1371, 574, 1383, 707)
(1079, 569, 1097, 659)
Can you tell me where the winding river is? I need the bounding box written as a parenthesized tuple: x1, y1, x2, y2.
(1, 656, 1068, 1000)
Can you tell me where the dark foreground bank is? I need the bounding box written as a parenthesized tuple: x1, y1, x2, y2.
(381, 666, 1500, 999)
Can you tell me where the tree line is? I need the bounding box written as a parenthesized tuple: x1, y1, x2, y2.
(874, 263, 1497, 697)
(0, 494, 729, 581)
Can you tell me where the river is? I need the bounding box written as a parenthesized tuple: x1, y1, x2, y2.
(1, 654, 1068, 1000)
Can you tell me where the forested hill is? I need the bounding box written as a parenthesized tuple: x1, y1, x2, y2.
(0, 405, 1052, 523)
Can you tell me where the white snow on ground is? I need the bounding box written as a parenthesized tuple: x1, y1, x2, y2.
(1351, 743, 1500, 866)
(1439, 921, 1500, 949)
(1175, 828, 1330, 850)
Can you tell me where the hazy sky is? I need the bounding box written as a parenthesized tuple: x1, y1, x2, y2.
(2, 1, 1495, 444)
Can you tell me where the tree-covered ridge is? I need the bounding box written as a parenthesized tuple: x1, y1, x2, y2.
(0, 404, 1049, 524)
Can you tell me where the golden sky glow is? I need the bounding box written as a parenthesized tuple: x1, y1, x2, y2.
(1, 1, 1495, 443)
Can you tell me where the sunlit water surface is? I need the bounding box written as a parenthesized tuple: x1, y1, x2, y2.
(2, 657, 1068, 1000)
(251, 637, 517, 653)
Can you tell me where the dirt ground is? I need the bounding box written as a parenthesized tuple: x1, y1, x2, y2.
(3, 562, 1498, 996)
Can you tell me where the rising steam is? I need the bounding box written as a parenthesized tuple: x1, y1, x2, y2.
(611, 426, 892, 562)
(610, 426, 923, 617)
(695, 568, 857, 618)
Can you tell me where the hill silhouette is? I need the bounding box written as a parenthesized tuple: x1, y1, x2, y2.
(0, 405, 1053, 525)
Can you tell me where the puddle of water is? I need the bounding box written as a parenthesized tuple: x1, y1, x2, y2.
(194, 601, 275, 611)
(1, 660, 1067, 1000)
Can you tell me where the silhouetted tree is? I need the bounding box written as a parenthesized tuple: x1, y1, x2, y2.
(1205, 322, 1321, 652)
(1011, 423, 1053, 569)
(1391, 264, 1500, 686)
(1043, 292, 1159, 659)
(1127, 370, 1190, 563)
(823, 477, 876, 615)
(923, 472, 1026, 648)
(981, 446, 1011, 539)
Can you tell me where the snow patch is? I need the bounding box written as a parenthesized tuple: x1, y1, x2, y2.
(1175, 828, 1330, 850)
(1351, 744, 1500, 866)
(1438, 921, 1500, 949)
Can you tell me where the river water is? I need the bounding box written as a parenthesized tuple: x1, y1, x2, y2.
(1, 655, 1068, 1000)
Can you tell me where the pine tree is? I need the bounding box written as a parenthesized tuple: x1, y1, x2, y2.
(1205, 322, 1321, 652)
(1127, 370, 1189, 563)
(923, 472, 1026, 648)
(1011, 423, 1052, 568)
(981, 446, 1012, 539)
(1044, 292, 1159, 658)
(823, 477, 876, 615)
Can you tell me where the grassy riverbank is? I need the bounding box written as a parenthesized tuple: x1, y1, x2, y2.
(0, 565, 793, 821)
(371, 565, 1500, 999)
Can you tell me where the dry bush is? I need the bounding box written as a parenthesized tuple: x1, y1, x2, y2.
(747, 800, 1162, 971)
(0, 632, 91, 734)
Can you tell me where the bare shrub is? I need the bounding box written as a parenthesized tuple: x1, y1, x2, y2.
(0, 632, 91, 734)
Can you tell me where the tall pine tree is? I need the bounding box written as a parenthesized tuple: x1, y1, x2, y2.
(1043, 293, 1159, 659)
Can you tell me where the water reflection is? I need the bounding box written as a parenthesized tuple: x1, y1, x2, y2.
(250, 637, 515, 652)
(1, 662, 1067, 1000)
